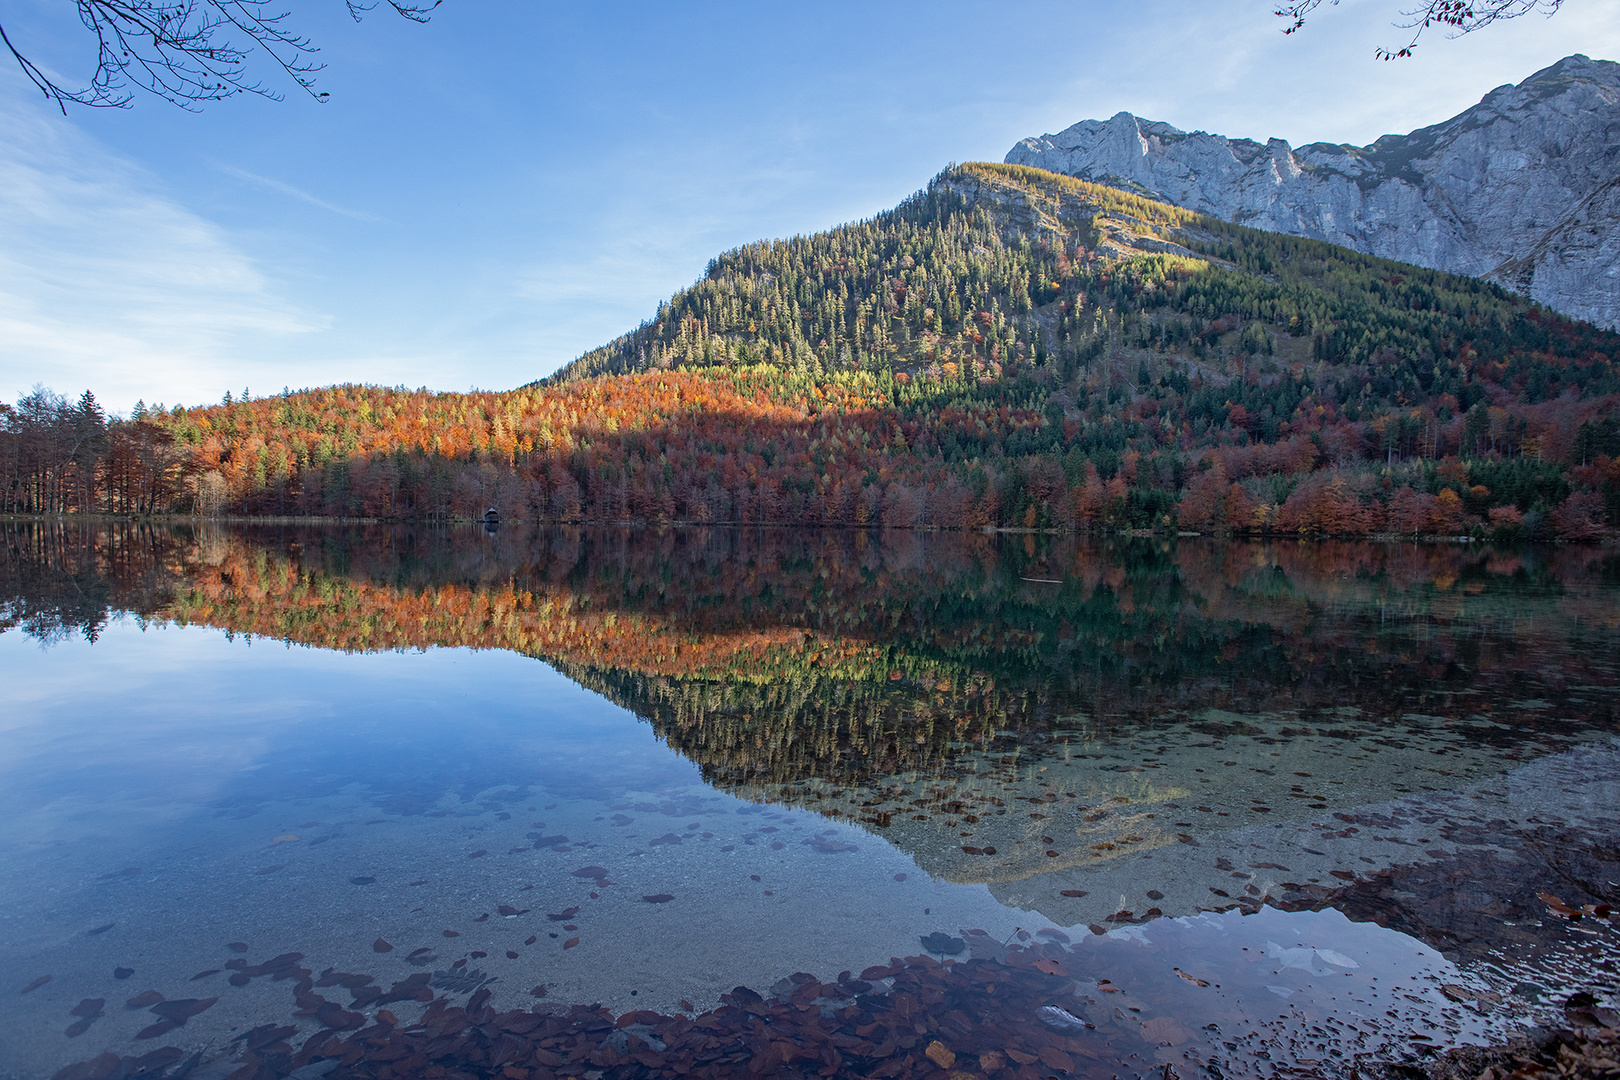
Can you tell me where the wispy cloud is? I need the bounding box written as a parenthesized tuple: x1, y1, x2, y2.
(215, 162, 383, 222)
(0, 94, 325, 411)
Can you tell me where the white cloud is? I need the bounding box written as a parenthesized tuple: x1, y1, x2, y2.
(215, 162, 383, 221)
(0, 94, 324, 411)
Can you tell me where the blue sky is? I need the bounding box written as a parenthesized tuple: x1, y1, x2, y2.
(2, 0, 1617, 413)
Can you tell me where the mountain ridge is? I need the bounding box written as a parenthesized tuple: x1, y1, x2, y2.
(1005, 54, 1620, 329)
(9, 163, 1620, 539)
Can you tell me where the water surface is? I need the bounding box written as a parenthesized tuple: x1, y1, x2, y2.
(2, 525, 1616, 1080)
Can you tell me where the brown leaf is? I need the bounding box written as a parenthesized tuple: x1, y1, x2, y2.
(548, 907, 580, 921)
(924, 1041, 956, 1069)
(50, 1052, 120, 1080)
(1060, 889, 1088, 897)
(349, 986, 383, 1007)
(227, 942, 249, 953)
(1033, 959, 1069, 976)
(1174, 968, 1209, 987)
(126, 991, 164, 1008)
(1006, 1049, 1038, 1065)
(1538, 892, 1580, 919)
(1038, 1046, 1074, 1072)
(316, 1002, 364, 1029)
(149, 997, 217, 1022)
(135, 1020, 180, 1040)
(20, 975, 51, 995)
(241, 1023, 296, 1052)
(570, 865, 608, 878)
(641, 894, 675, 904)
(1141, 1016, 1191, 1044)
(131, 1049, 184, 1073)
(563, 938, 579, 949)
(69, 999, 105, 1018)
(442, 929, 460, 938)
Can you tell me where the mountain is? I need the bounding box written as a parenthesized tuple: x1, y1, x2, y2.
(1005, 55, 1620, 330)
(9, 163, 1620, 538)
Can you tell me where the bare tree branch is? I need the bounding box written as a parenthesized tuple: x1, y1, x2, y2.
(1276, 0, 1565, 59)
(1, 0, 439, 112)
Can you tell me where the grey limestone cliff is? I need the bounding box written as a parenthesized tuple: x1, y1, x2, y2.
(1006, 54, 1620, 328)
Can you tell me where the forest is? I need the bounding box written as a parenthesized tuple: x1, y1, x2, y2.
(4, 163, 1618, 539)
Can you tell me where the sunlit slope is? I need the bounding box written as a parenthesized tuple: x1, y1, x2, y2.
(141, 163, 1620, 536)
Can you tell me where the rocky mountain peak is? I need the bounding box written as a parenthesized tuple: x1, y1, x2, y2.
(1006, 55, 1620, 329)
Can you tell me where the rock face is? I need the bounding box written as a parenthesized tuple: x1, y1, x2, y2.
(1006, 54, 1620, 329)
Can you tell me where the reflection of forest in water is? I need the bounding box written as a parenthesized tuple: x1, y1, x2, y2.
(5, 521, 1617, 799)
(7, 520, 1619, 945)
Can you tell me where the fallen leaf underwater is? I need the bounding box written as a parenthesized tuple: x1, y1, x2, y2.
(46, 924, 1619, 1080)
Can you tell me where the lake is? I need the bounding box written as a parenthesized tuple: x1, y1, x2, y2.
(2, 523, 1616, 1080)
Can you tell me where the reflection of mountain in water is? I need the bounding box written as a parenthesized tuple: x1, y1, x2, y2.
(4, 522, 1618, 925)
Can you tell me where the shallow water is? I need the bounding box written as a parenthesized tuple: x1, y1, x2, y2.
(1, 524, 1616, 1080)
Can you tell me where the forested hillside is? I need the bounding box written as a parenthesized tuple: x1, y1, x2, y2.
(4, 163, 1618, 537)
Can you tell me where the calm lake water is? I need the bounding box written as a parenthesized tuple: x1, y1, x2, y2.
(2, 524, 1617, 1080)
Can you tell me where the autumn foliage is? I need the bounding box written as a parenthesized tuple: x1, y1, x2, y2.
(8, 164, 1620, 539)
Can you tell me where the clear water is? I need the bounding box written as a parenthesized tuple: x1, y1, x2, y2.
(2, 525, 1616, 1080)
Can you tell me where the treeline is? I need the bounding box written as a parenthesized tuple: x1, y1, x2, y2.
(8, 164, 1620, 538)
(0, 388, 189, 515)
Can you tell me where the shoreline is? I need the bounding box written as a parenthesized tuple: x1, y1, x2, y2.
(1, 514, 1609, 545)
